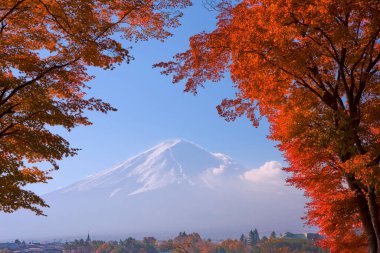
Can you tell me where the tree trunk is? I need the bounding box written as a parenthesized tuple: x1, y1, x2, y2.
(368, 186, 380, 252)
(356, 192, 378, 253)
(346, 175, 379, 253)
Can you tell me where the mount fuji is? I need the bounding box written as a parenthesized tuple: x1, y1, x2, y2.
(0, 139, 307, 240)
(58, 139, 244, 196)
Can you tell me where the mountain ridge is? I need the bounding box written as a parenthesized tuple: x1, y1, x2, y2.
(50, 138, 243, 197)
(0, 139, 307, 240)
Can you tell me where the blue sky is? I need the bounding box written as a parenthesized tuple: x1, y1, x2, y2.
(31, 1, 284, 195)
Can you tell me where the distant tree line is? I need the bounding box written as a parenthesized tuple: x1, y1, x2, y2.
(63, 229, 327, 253)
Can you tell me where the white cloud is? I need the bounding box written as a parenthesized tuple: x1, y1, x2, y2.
(211, 166, 225, 175)
(241, 161, 286, 185)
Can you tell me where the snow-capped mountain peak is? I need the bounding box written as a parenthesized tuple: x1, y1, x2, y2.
(57, 139, 243, 197)
(0, 139, 307, 241)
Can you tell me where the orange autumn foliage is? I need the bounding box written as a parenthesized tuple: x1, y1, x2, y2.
(219, 239, 247, 253)
(157, 0, 380, 252)
(171, 233, 214, 253)
(0, 0, 190, 215)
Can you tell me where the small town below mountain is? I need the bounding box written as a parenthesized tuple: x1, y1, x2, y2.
(0, 230, 325, 253)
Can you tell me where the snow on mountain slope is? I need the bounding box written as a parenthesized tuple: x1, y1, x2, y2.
(0, 139, 307, 240)
(57, 139, 243, 197)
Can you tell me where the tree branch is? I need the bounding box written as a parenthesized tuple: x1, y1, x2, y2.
(0, 0, 27, 23)
(0, 58, 80, 108)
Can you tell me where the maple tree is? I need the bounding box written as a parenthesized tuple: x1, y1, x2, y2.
(171, 232, 211, 253)
(156, 0, 380, 252)
(0, 0, 190, 215)
(219, 239, 248, 253)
